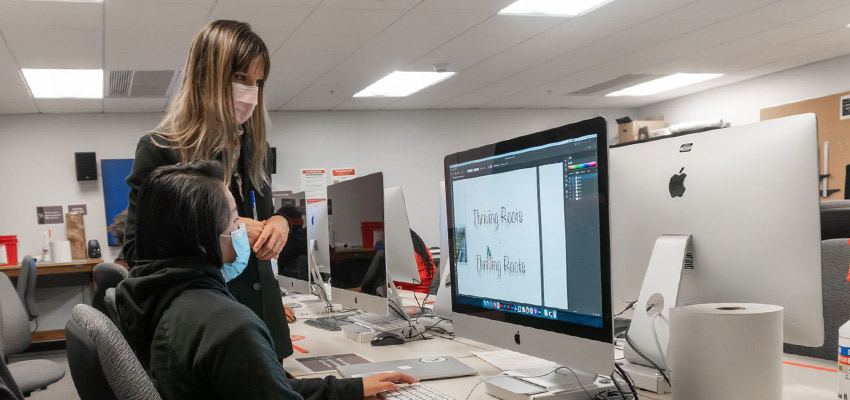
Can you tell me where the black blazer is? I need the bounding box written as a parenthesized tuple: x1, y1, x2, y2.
(123, 133, 293, 360)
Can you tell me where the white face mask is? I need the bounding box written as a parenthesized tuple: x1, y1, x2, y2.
(232, 82, 259, 124)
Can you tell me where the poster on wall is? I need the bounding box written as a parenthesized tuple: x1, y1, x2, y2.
(101, 159, 134, 246)
(332, 168, 357, 184)
(841, 94, 850, 120)
(272, 190, 293, 209)
(36, 206, 64, 224)
(300, 168, 328, 204)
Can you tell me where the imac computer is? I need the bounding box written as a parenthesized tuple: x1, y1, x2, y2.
(306, 200, 331, 275)
(277, 192, 310, 294)
(609, 113, 823, 389)
(444, 116, 614, 379)
(328, 172, 391, 316)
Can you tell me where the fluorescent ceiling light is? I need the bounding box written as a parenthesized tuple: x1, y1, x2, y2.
(606, 73, 723, 97)
(353, 71, 456, 98)
(22, 69, 103, 99)
(499, 0, 615, 17)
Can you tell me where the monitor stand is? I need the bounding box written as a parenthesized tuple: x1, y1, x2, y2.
(621, 234, 692, 394)
(307, 239, 338, 313)
(483, 367, 615, 400)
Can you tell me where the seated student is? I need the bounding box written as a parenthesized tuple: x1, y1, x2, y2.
(116, 160, 416, 400)
(393, 230, 436, 294)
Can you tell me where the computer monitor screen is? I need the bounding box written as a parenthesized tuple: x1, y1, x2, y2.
(277, 192, 309, 293)
(445, 117, 613, 374)
(327, 172, 389, 315)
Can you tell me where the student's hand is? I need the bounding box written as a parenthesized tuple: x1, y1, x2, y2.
(254, 215, 289, 260)
(362, 372, 418, 397)
(238, 217, 265, 248)
(284, 304, 296, 323)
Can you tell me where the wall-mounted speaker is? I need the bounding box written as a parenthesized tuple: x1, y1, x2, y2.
(75, 152, 97, 181)
(269, 147, 277, 174)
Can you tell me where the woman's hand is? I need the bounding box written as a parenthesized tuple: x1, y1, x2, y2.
(362, 372, 418, 397)
(284, 304, 296, 323)
(254, 215, 289, 260)
(237, 217, 265, 248)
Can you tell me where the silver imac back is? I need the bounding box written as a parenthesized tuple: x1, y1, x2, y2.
(306, 201, 331, 274)
(384, 186, 420, 284)
(610, 113, 823, 346)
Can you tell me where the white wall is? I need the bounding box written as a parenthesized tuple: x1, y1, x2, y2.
(637, 54, 850, 126)
(0, 108, 630, 264)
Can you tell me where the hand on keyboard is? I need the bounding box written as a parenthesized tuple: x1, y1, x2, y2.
(363, 372, 418, 397)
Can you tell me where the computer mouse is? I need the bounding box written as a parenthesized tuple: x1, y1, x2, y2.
(371, 332, 405, 346)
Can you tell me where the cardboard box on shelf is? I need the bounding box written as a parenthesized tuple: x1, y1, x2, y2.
(618, 116, 666, 144)
(66, 213, 87, 260)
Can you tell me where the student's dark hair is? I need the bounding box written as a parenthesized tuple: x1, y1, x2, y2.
(410, 229, 435, 280)
(134, 160, 230, 267)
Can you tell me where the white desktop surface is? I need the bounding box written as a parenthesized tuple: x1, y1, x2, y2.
(283, 293, 836, 399)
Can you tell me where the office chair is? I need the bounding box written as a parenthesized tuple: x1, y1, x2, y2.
(785, 238, 850, 360)
(65, 304, 161, 400)
(15, 256, 38, 322)
(821, 200, 850, 240)
(0, 273, 65, 397)
(103, 288, 119, 326)
(91, 263, 128, 316)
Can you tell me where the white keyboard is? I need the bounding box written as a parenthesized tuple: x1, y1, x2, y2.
(379, 384, 456, 400)
(348, 312, 410, 331)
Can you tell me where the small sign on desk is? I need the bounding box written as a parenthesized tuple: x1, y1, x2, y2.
(68, 204, 87, 215)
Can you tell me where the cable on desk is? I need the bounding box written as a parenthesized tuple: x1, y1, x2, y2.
(614, 300, 637, 318)
(623, 330, 671, 388)
(614, 363, 639, 400)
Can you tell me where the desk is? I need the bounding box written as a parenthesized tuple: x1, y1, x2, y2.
(1, 258, 102, 342)
(285, 294, 836, 400)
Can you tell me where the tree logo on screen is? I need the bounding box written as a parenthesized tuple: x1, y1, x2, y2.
(473, 207, 523, 232)
(668, 167, 687, 198)
(476, 246, 526, 280)
(514, 331, 521, 345)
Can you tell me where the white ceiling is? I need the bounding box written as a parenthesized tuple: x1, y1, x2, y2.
(0, 0, 848, 114)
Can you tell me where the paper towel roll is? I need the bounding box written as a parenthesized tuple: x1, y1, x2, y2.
(51, 240, 73, 263)
(669, 303, 783, 400)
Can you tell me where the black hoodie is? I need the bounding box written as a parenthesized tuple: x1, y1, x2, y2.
(116, 257, 363, 400)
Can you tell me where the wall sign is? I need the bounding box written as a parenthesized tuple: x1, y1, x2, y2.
(332, 168, 357, 184)
(841, 94, 850, 120)
(68, 204, 87, 215)
(36, 206, 64, 224)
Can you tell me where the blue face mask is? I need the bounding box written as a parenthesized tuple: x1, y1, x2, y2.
(222, 224, 250, 282)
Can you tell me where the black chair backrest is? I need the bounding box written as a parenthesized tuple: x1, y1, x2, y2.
(821, 200, 850, 240)
(65, 318, 117, 400)
(92, 263, 128, 314)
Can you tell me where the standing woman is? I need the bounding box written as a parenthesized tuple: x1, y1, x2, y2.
(122, 20, 293, 359)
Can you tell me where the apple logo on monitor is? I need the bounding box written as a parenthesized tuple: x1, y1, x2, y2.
(669, 168, 687, 198)
(514, 331, 521, 345)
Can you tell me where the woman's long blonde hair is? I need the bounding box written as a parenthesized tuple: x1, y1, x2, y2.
(151, 20, 271, 189)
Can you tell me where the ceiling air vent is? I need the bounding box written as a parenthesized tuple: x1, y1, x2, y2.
(107, 70, 177, 98)
(570, 74, 657, 96)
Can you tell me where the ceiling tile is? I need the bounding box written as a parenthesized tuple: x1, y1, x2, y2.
(107, 0, 215, 3)
(106, 52, 187, 71)
(319, 0, 421, 10)
(269, 53, 347, 86)
(588, 0, 698, 18)
(5, 29, 102, 69)
(0, 69, 30, 99)
(0, 38, 18, 70)
(107, 3, 212, 32)
(406, 15, 564, 72)
(730, 0, 850, 24)
(108, 30, 196, 54)
(207, 5, 313, 34)
(217, 0, 320, 6)
(280, 95, 347, 110)
(355, 11, 491, 59)
(415, 0, 515, 13)
(0, 100, 37, 114)
(103, 98, 168, 113)
(296, 8, 405, 36)
(35, 99, 103, 114)
(275, 34, 373, 56)
(314, 55, 401, 86)
(0, 2, 102, 31)
(660, 0, 779, 21)
(332, 97, 398, 110)
(263, 82, 308, 109)
(793, 4, 850, 27)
